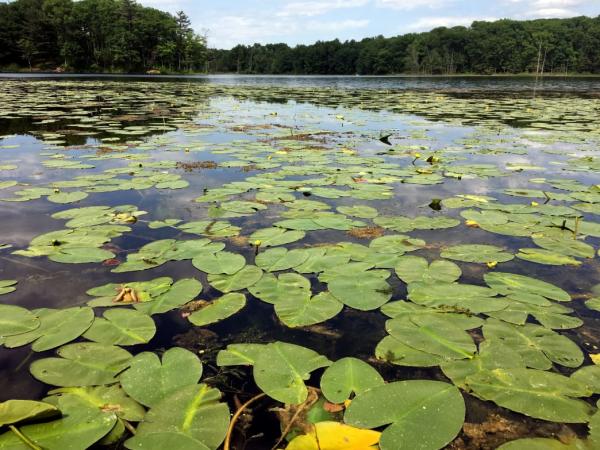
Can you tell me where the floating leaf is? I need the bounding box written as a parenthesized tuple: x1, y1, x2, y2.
(135, 278, 202, 315)
(255, 247, 310, 272)
(394, 256, 461, 284)
(344, 380, 465, 450)
(0, 305, 40, 337)
(328, 271, 392, 311)
(125, 384, 229, 450)
(188, 293, 246, 326)
(0, 395, 116, 450)
(464, 367, 593, 423)
(121, 347, 202, 407)
(286, 421, 381, 450)
(386, 315, 476, 361)
(249, 227, 305, 247)
(483, 319, 583, 369)
(208, 265, 262, 292)
(516, 248, 581, 266)
(83, 309, 156, 346)
(192, 251, 246, 275)
(30, 343, 132, 387)
(0, 400, 59, 427)
(484, 272, 571, 302)
(3, 307, 94, 352)
(441, 244, 514, 264)
(320, 357, 384, 404)
(275, 292, 343, 328)
(0, 280, 17, 295)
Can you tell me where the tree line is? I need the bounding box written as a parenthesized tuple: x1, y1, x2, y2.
(0, 0, 207, 73)
(208, 16, 600, 75)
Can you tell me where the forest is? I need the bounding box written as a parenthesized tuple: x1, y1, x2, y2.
(209, 16, 600, 75)
(0, 0, 207, 73)
(1, 0, 600, 75)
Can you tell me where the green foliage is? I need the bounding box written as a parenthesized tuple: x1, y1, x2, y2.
(0, 0, 206, 73)
(209, 17, 600, 75)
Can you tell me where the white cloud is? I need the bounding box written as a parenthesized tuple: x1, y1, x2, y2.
(405, 16, 497, 31)
(375, 0, 451, 10)
(277, 0, 369, 17)
(306, 19, 370, 32)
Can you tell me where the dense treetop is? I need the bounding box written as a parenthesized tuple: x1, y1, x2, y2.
(0, 0, 207, 72)
(209, 16, 600, 75)
(1, 1, 599, 75)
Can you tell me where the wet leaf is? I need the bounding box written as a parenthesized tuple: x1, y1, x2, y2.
(83, 309, 156, 346)
(121, 347, 202, 407)
(344, 380, 465, 450)
(30, 343, 132, 387)
(125, 384, 229, 450)
(320, 358, 384, 404)
(188, 293, 246, 326)
(286, 421, 381, 450)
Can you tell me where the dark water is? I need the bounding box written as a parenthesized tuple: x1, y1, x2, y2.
(2, 73, 600, 93)
(1, 75, 600, 449)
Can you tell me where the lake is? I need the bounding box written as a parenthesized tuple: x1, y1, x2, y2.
(0, 75, 600, 450)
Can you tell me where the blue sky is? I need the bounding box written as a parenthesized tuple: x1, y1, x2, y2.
(138, 0, 600, 49)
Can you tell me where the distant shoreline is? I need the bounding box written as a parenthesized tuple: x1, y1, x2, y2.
(2, 71, 600, 78)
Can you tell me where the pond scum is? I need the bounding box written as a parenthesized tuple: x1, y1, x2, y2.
(1, 79, 600, 449)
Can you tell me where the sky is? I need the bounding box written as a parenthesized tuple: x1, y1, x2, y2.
(20, 0, 600, 49)
(137, 0, 600, 49)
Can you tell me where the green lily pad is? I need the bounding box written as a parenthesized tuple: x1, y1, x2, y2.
(208, 266, 262, 292)
(253, 342, 332, 404)
(441, 244, 514, 264)
(192, 251, 246, 275)
(386, 315, 476, 361)
(484, 272, 571, 302)
(394, 256, 461, 284)
(516, 248, 582, 266)
(250, 227, 305, 247)
(0, 305, 40, 337)
(30, 343, 132, 387)
(328, 271, 392, 311)
(3, 307, 94, 352)
(464, 367, 593, 423)
(320, 357, 384, 404)
(275, 292, 343, 328)
(483, 319, 583, 369)
(121, 347, 203, 408)
(0, 400, 59, 427)
(249, 272, 311, 304)
(344, 380, 465, 450)
(47, 191, 88, 204)
(0, 395, 116, 450)
(0, 280, 17, 295)
(126, 384, 229, 450)
(134, 278, 202, 315)
(255, 247, 310, 272)
(83, 309, 156, 346)
(188, 293, 246, 326)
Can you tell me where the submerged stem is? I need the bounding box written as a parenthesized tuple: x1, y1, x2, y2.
(9, 425, 41, 450)
(224, 392, 266, 450)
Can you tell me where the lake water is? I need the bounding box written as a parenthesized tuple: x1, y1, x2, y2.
(0, 75, 600, 449)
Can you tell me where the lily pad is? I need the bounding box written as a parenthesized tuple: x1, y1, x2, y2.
(208, 265, 262, 292)
(344, 380, 465, 450)
(3, 307, 94, 352)
(126, 384, 229, 450)
(320, 357, 384, 404)
(83, 309, 156, 346)
(188, 293, 246, 326)
(30, 342, 132, 387)
(192, 251, 246, 275)
(121, 347, 203, 407)
(441, 244, 514, 264)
